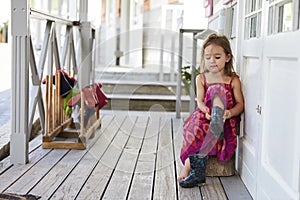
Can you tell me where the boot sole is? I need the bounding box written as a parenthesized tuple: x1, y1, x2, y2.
(179, 181, 206, 188)
(198, 182, 206, 187)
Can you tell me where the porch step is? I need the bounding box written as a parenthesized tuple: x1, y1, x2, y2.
(100, 80, 186, 95)
(96, 69, 189, 111)
(95, 70, 178, 82)
(102, 93, 190, 112)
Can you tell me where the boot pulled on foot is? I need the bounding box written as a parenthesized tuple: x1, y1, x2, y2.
(179, 154, 208, 188)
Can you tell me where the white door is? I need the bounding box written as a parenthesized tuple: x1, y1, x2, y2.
(238, 0, 264, 197)
(240, 0, 300, 199)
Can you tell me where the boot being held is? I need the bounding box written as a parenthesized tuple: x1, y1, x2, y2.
(209, 106, 224, 139)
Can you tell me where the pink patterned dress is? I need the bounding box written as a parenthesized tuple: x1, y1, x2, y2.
(180, 73, 241, 164)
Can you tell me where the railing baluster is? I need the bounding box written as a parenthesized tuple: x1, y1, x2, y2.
(61, 26, 71, 68)
(38, 21, 53, 77)
(52, 26, 61, 70)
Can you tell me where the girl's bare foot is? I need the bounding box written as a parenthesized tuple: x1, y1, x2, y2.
(177, 165, 190, 181)
(177, 158, 191, 181)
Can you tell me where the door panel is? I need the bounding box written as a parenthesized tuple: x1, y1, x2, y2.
(258, 40, 300, 200)
(264, 58, 298, 186)
(240, 56, 262, 198)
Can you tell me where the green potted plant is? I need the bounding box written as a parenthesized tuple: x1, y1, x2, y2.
(0, 27, 2, 43)
(181, 65, 200, 95)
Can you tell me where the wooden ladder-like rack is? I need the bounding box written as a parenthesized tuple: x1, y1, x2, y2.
(42, 73, 101, 149)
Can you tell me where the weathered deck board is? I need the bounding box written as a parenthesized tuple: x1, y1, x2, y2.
(153, 117, 177, 199)
(30, 149, 87, 198)
(5, 149, 69, 194)
(127, 115, 160, 199)
(30, 115, 115, 198)
(201, 177, 227, 199)
(75, 115, 126, 199)
(0, 111, 252, 199)
(220, 176, 252, 200)
(102, 116, 147, 199)
(51, 115, 130, 199)
(0, 134, 43, 175)
(0, 146, 51, 192)
(77, 114, 134, 199)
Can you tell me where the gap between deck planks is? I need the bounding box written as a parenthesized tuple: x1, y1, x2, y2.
(0, 111, 252, 200)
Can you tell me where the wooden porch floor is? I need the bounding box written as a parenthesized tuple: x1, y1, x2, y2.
(0, 111, 252, 200)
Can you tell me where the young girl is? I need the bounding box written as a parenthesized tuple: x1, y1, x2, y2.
(178, 33, 244, 188)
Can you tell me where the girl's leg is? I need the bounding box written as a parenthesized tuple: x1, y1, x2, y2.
(177, 158, 191, 181)
(212, 95, 224, 109)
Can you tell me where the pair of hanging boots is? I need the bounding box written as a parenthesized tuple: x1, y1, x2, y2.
(179, 154, 208, 188)
(209, 106, 225, 140)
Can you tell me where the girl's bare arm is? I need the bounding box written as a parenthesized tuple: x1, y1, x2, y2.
(196, 74, 209, 114)
(229, 76, 244, 117)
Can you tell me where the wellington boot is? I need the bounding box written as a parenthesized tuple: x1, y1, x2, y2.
(179, 154, 208, 188)
(210, 106, 224, 139)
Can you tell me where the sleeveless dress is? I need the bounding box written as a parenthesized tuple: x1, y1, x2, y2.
(180, 73, 241, 164)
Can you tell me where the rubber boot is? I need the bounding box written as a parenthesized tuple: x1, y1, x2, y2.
(209, 106, 224, 139)
(179, 154, 208, 188)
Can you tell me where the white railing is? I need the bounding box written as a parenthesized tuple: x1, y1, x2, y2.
(10, 0, 95, 164)
(28, 8, 81, 137)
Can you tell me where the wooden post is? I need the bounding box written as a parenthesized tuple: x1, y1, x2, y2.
(80, 92, 85, 138)
(45, 75, 49, 135)
(49, 75, 53, 132)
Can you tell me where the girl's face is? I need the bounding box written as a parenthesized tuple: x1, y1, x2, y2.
(204, 44, 231, 74)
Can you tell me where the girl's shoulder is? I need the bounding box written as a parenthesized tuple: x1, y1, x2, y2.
(230, 73, 242, 86)
(197, 72, 206, 80)
(196, 73, 207, 86)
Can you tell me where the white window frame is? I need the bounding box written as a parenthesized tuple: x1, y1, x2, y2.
(268, 0, 299, 35)
(244, 0, 262, 39)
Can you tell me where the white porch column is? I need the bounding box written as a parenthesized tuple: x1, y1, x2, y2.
(79, 21, 92, 88)
(10, 0, 30, 164)
(120, 0, 130, 65)
(78, 0, 91, 88)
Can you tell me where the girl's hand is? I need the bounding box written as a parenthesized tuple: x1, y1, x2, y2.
(204, 106, 211, 120)
(223, 109, 232, 121)
(205, 112, 211, 120)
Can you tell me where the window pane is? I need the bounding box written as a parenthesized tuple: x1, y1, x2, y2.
(250, 15, 257, 37)
(244, 0, 262, 39)
(279, 2, 293, 32)
(231, 6, 237, 38)
(257, 13, 261, 37)
(298, 2, 300, 29)
(257, 0, 262, 9)
(245, 0, 251, 14)
(268, 6, 274, 34)
(268, 1, 293, 34)
(278, 5, 284, 32)
(251, 0, 256, 12)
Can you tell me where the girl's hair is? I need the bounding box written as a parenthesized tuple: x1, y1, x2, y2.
(200, 33, 235, 76)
